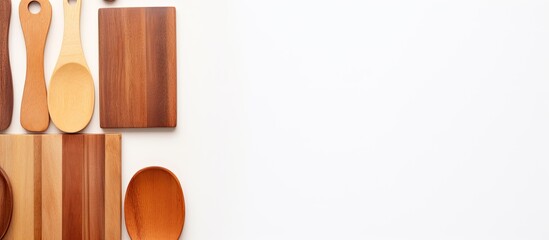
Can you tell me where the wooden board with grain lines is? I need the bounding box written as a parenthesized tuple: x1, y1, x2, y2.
(0, 134, 121, 240)
(99, 7, 177, 128)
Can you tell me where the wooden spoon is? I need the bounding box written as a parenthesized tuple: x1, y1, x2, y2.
(0, 167, 13, 239)
(0, 0, 14, 131)
(48, 0, 94, 133)
(19, 0, 52, 132)
(125, 167, 185, 240)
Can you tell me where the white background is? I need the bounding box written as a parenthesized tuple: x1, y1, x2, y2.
(5, 0, 549, 239)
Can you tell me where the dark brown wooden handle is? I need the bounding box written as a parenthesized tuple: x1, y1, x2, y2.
(0, 0, 14, 131)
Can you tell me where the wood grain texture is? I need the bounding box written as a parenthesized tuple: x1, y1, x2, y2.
(19, 0, 51, 132)
(0, 0, 13, 131)
(0, 167, 12, 239)
(105, 134, 121, 240)
(48, 0, 94, 133)
(33, 136, 42, 239)
(62, 135, 84, 239)
(41, 135, 62, 240)
(0, 134, 121, 240)
(99, 7, 177, 128)
(125, 167, 185, 240)
(85, 135, 105, 240)
(0, 136, 36, 240)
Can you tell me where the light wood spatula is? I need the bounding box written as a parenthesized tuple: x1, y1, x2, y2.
(48, 0, 94, 133)
(20, 0, 51, 132)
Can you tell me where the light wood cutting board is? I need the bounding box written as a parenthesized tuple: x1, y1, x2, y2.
(0, 134, 121, 240)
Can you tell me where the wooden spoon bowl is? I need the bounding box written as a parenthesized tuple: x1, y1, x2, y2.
(49, 63, 94, 133)
(0, 167, 13, 239)
(125, 167, 185, 240)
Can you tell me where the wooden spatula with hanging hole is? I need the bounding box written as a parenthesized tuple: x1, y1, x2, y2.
(19, 0, 52, 132)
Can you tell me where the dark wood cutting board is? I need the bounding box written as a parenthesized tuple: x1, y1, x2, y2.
(99, 7, 177, 128)
(0, 134, 121, 240)
(0, 0, 14, 131)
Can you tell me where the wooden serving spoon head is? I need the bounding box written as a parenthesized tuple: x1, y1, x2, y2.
(48, 0, 94, 133)
(125, 167, 185, 240)
(19, 0, 52, 132)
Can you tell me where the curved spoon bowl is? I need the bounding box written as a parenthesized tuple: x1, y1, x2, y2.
(125, 167, 185, 240)
(48, 63, 94, 133)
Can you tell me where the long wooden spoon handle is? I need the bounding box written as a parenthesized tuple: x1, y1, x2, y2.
(58, 0, 85, 64)
(19, 0, 52, 132)
(0, 0, 13, 131)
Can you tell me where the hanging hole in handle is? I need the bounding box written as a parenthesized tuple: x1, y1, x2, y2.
(67, 0, 76, 5)
(28, 1, 41, 14)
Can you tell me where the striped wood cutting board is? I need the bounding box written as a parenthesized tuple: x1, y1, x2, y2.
(0, 134, 121, 239)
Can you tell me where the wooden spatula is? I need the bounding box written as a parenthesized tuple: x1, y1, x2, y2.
(125, 167, 185, 240)
(0, 167, 13, 239)
(0, 0, 14, 131)
(48, 0, 94, 133)
(19, 0, 52, 132)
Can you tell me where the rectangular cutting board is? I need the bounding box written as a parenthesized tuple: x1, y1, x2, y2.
(99, 7, 177, 128)
(0, 134, 121, 240)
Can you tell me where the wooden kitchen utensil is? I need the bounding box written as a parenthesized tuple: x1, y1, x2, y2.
(0, 0, 13, 131)
(20, 0, 52, 132)
(99, 7, 177, 128)
(48, 0, 94, 133)
(125, 167, 185, 240)
(0, 167, 13, 239)
(0, 134, 121, 239)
